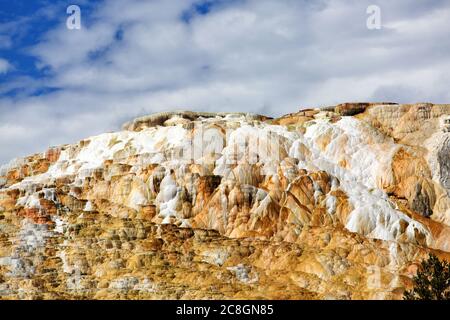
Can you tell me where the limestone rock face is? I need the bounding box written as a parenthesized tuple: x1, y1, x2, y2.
(1, 105, 450, 300)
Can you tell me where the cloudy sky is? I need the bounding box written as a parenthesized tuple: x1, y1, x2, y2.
(0, 0, 449, 164)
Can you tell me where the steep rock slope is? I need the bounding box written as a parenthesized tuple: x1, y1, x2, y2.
(0, 103, 450, 300)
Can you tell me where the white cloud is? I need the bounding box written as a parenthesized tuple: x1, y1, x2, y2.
(0, 59, 11, 73)
(1, 0, 450, 163)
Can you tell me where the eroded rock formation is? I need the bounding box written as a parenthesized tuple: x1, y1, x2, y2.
(1, 103, 450, 300)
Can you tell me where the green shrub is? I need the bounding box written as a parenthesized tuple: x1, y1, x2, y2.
(403, 254, 450, 300)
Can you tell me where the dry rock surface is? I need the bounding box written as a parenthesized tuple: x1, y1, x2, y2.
(1, 103, 450, 300)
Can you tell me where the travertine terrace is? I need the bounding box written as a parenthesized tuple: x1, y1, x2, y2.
(1, 103, 449, 299)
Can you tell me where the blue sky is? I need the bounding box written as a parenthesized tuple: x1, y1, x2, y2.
(1, 0, 450, 164)
(0, 0, 98, 96)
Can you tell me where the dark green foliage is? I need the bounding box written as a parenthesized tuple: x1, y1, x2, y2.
(403, 254, 450, 300)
